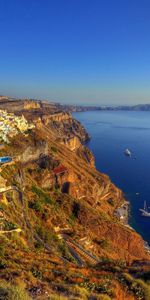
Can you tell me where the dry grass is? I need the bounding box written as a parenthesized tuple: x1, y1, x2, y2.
(0, 280, 32, 300)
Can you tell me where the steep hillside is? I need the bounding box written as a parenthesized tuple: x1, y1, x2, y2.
(0, 100, 150, 299)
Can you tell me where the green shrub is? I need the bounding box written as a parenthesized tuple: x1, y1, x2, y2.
(0, 203, 4, 211)
(80, 280, 113, 296)
(34, 241, 43, 250)
(58, 241, 76, 263)
(0, 280, 32, 300)
(107, 198, 114, 206)
(94, 239, 109, 249)
(72, 202, 80, 218)
(28, 200, 43, 213)
(31, 185, 53, 205)
(51, 146, 57, 153)
(0, 260, 6, 269)
(48, 285, 89, 300)
(100, 257, 113, 264)
(36, 225, 58, 245)
(119, 273, 147, 299)
(135, 279, 150, 300)
(0, 244, 5, 257)
(31, 267, 43, 279)
(70, 285, 89, 299)
(4, 221, 17, 231)
(69, 213, 77, 226)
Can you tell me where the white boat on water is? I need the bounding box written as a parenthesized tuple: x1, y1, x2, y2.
(139, 201, 150, 217)
(124, 149, 131, 157)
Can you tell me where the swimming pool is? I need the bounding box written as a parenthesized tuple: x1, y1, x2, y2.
(0, 156, 12, 164)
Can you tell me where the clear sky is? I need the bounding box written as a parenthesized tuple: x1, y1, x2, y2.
(1, 0, 150, 105)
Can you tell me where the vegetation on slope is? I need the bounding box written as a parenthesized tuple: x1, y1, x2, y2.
(0, 106, 149, 299)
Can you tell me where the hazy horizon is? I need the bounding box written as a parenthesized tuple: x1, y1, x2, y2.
(1, 93, 150, 107)
(1, 0, 150, 105)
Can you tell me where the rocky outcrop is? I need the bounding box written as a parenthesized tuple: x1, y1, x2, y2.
(23, 100, 41, 110)
(46, 114, 90, 143)
(17, 142, 48, 163)
(0, 98, 90, 145)
(42, 112, 72, 124)
(76, 145, 95, 166)
(62, 136, 81, 151)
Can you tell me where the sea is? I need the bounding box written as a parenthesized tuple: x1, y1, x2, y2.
(73, 110, 150, 245)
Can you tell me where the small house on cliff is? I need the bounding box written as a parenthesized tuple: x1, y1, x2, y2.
(53, 164, 69, 193)
(53, 164, 68, 176)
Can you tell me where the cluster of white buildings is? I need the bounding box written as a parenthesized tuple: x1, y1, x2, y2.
(0, 110, 35, 143)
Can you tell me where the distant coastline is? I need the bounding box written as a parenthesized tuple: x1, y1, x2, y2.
(1, 95, 150, 113)
(64, 103, 150, 112)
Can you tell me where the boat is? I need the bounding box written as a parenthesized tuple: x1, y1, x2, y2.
(139, 201, 150, 217)
(124, 149, 131, 157)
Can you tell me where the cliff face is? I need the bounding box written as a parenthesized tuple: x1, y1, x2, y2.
(17, 142, 49, 163)
(0, 99, 150, 300)
(42, 111, 72, 123)
(42, 112, 90, 143)
(40, 111, 91, 160)
(0, 98, 90, 145)
(0, 97, 40, 112)
(23, 100, 41, 110)
(1, 117, 148, 263)
(63, 136, 81, 151)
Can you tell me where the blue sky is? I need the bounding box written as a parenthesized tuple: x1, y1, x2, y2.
(0, 0, 150, 105)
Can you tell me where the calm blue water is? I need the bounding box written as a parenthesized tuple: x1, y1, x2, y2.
(73, 111, 150, 244)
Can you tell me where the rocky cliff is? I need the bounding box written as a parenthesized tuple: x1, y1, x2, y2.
(41, 111, 90, 143)
(0, 111, 148, 263)
(0, 98, 150, 300)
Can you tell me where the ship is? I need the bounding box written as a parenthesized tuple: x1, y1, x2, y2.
(124, 149, 131, 157)
(139, 201, 150, 217)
